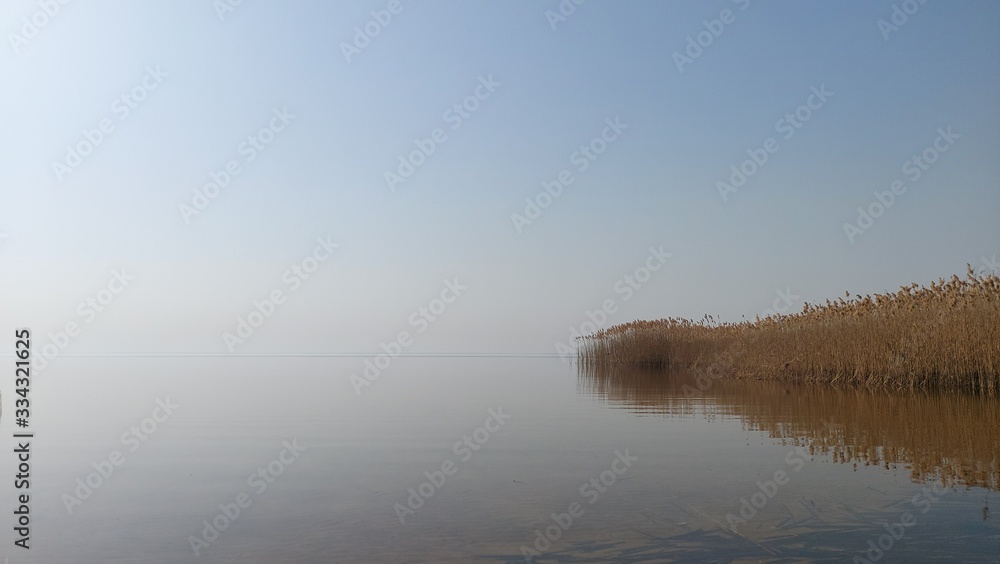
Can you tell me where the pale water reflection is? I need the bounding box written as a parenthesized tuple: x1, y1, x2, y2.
(579, 364, 1000, 491)
(14, 358, 1000, 562)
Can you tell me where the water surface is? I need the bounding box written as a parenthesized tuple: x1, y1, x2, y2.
(11, 357, 999, 562)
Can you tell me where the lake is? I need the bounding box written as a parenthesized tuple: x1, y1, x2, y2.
(16, 357, 1000, 562)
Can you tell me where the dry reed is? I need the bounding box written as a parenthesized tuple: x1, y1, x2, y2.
(577, 267, 1000, 394)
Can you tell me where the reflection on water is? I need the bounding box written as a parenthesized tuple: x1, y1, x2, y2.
(579, 364, 1000, 491)
(19, 359, 1000, 562)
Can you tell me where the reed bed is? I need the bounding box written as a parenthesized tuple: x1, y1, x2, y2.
(578, 267, 1000, 394)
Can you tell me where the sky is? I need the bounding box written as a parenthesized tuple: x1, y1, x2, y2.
(1, 0, 998, 358)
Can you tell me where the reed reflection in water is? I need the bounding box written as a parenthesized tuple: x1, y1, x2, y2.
(579, 364, 1000, 492)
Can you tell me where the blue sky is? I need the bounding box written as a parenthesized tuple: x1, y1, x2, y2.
(1, 0, 998, 355)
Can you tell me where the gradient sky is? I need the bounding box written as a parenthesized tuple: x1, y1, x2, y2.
(2, 0, 998, 356)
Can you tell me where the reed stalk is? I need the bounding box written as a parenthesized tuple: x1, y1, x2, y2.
(577, 268, 1000, 394)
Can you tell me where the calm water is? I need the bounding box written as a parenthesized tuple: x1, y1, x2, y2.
(10, 358, 1000, 562)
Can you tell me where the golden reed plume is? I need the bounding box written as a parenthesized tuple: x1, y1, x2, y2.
(577, 267, 1000, 394)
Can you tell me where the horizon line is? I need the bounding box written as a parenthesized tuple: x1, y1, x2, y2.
(1, 352, 568, 358)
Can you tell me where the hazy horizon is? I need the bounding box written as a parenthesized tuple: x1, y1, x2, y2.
(3, 0, 999, 358)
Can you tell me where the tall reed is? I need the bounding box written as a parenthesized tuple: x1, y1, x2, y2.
(577, 267, 1000, 394)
